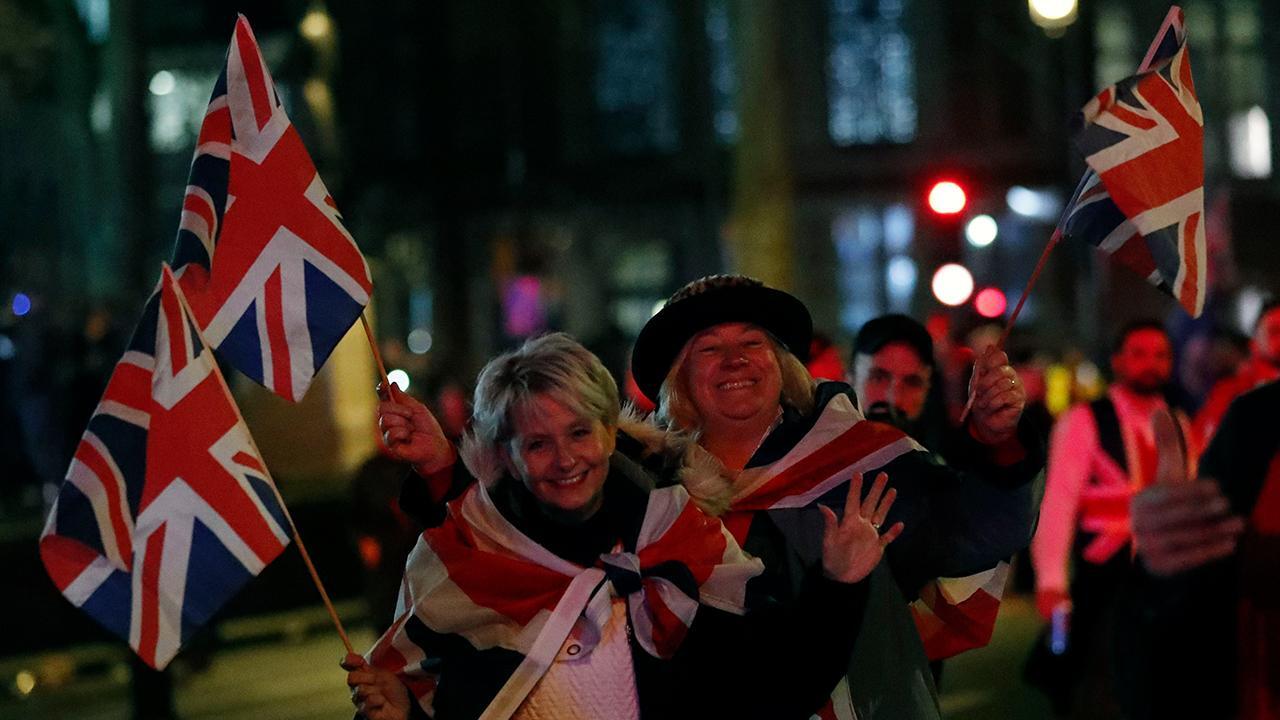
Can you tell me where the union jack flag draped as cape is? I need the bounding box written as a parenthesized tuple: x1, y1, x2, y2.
(723, 393, 1011, 718)
(173, 15, 372, 401)
(366, 483, 761, 719)
(1058, 6, 1206, 317)
(40, 265, 291, 670)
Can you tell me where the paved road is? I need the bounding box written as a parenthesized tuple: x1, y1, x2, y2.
(0, 597, 1055, 719)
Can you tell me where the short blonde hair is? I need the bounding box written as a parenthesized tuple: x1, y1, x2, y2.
(656, 330, 815, 432)
(471, 333, 620, 451)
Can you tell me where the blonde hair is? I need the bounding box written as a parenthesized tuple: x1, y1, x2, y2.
(469, 333, 620, 460)
(656, 330, 815, 432)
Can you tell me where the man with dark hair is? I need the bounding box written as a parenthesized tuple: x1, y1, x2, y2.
(850, 314, 944, 449)
(851, 314, 1042, 682)
(1193, 299, 1280, 448)
(1031, 320, 1194, 718)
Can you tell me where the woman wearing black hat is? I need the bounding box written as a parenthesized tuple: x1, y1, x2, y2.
(629, 274, 1044, 720)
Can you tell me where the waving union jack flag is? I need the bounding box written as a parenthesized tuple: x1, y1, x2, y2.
(173, 15, 372, 401)
(40, 265, 291, 670)
(1058, 6, 1206, 317)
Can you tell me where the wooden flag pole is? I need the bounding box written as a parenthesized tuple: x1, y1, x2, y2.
(997, 227, 1063, 350)
(360, 312, 392, 393)
(282, 513, 355, 655)
(960, 228, 1062, 422)
(168, 266, 354, 655)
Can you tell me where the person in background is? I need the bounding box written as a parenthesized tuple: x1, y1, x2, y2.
(1031, 320, 1195, 718)
(1124, 378, 1277, 719)
(806, 331, 848, 383)
(1192, 299, 1280, 449)
(849, 314, 947, 451)
(850, 313, 1046, 682)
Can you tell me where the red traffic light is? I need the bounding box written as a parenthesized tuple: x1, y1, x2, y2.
(974, 287, 1008, 318)
(927, 180, 967, 215)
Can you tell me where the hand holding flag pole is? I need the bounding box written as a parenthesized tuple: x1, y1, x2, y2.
(962, 5, 1203, 421)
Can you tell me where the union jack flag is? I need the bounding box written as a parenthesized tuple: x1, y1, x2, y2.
(40, 265, 291, 670)
(369, 482, 760, 717)
(173, 15, 372, 401)
(1059, 6, 1206, 317)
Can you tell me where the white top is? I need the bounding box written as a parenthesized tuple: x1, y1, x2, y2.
(514, 596, 641, 720)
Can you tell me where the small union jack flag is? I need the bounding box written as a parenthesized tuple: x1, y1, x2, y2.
(1059, 6, 1206, 317)
(40, 265, 291, 670)
(173, 15, 372, 401)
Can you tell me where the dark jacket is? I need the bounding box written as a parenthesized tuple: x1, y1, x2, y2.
(735, 382, 1044, 719)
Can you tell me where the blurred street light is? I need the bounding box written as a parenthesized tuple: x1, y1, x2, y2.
(1028, 0, 1077, 33)
(932, 263, 974, 306)
(975, 287, 1008, 318)
(927, 180, 967, 216)
(387, 369, 411, 392)
(966, 215, 998, 247)
(148, 70, 175, 96)
(299, 8, 333, 42)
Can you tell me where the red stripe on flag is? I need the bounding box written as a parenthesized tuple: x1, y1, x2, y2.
(39, 535, 102, 592)
(234, 21, 273, 131)
(138, 524, 167, 667)
(196, 105, 231, 147)
(101, 362, 152, 410)
(1078, 492, 1133, 520)
(642, 582, 690, 658)
(263, 268, 294, 401)
(913, 587, 1002, 660)
(183, 192, 218, 236)
(1108, 101, 1158, 131)
(160, 283, 189, 375)
(426, 510, 569, 625)
(721, 511, 754, 546)
(1111, 233, 1158, 279)
(735, 421, 908, 510)
(1178, 212, 1201, 313)
(637, 501, 726, 587)
(232, 451, 266, 473)
(75, 440, 134, 565)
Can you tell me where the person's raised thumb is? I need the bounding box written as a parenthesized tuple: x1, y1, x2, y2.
(1151, 407, 1188, 485)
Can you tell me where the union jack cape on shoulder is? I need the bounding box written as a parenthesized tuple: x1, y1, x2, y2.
(724, 392, 1010, 713)
(367, 481, 760, 719)
(1059, 6, 1206, 317)
(40, 265, 291, 669)
(173, 15, 372, 401)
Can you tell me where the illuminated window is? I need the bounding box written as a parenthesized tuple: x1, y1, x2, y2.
(595, 1, 679, 154)
(833, 203, 915, 333)
(826, 0, 916, 145)
(705, 0, 739, 144)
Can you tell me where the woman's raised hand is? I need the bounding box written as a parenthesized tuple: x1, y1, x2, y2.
(819, 472, 904, 584)
(378, 383, 455, 475)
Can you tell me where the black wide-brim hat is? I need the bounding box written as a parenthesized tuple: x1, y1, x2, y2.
(630, 275, 813, 402)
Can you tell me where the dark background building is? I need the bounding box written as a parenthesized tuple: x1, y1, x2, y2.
(1, 0, 1278, 715)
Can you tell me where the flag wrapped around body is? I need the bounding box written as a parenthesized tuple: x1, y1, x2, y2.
(725, 393, 1008, 682)
(1059, 6, 1205, 317)
(174, 15, 372, 401)
(367, 482, 761, 718)
(40, 265, 291, 670)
